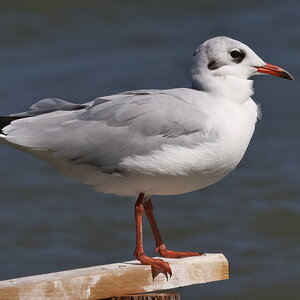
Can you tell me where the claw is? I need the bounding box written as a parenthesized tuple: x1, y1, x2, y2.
(151, 259, 172, 278)
(137, 253, 172, 277)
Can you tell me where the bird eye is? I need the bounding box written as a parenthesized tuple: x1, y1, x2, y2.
(230, 50, 241, 58)
(229, 49, 245, 63)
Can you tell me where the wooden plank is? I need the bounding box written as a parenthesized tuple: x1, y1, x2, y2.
(0, 254, 228, 300)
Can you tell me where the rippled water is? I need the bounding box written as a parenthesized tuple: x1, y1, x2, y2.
(0, 1, 299, 299)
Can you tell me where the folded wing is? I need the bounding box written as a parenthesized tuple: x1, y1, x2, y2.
(1, 89, 214, 174)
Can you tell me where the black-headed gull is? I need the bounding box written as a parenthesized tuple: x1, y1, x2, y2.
(0, 36, 293, 276)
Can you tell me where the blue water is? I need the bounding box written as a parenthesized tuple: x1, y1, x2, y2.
(0, 1, 299, 299)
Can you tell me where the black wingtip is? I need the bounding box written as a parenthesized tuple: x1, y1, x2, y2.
(0, 116, 25, 133)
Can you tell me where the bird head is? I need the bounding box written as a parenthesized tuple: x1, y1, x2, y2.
(191, 36, 293, 92)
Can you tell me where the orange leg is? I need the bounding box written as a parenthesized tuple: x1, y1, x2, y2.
(144, 198, 203, 258)
(134, 193, 172, 277)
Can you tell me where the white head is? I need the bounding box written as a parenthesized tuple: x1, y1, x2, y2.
(191, 36, 293, 97)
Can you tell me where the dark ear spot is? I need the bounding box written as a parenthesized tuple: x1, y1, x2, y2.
(207, 60, 220, 70)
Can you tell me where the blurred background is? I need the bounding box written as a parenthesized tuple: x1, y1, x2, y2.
(0, 0, 299, 299)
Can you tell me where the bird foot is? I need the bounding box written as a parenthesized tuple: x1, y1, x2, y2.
(136, 253, 172, 277)
(156, 244, 204, 258)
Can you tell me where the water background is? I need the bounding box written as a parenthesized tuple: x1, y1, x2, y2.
(0, 1, 299, 299)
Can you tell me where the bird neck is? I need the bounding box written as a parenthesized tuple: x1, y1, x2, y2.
(191, 73, 254, 103)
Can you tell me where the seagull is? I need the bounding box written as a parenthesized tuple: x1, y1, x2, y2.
(0, 36, 293, 277)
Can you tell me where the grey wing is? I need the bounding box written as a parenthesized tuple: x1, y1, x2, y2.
(2, 89, 214, 173)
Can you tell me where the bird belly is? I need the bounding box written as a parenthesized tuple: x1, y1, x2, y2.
(107, 136, 252, 196)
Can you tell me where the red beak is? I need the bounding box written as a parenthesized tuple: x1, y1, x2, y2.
(256, 63, 294, 80)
